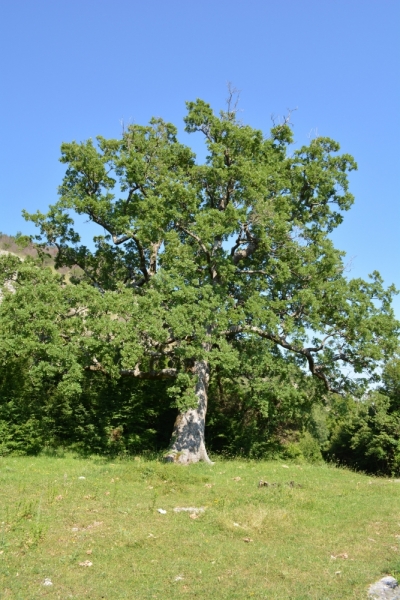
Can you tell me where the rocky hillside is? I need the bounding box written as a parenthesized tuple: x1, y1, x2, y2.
(0, 234, 80, 278)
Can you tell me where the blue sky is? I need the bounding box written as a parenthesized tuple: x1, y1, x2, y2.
(1, 0, 399, 314)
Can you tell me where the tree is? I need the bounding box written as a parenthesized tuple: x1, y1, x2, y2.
(23, 96, 399, 463)
(325, 356, 400, 475)
(0, 253, 176, 456)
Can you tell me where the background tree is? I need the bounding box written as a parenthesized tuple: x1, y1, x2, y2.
(21, 97, 398, 463)
(0, 253, 176, 456)
(325, 356, 400, 475)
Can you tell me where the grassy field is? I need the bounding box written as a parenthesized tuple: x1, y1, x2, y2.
(0, 455, 399, 599)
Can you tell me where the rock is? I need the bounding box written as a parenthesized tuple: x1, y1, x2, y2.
(368, 576, 400, 599)
(79, 560, 93, 567)
(258, 480, 302, 488)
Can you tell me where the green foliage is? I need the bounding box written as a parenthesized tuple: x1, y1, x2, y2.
(206, 337, 319, 458)
(0, 418, 43, 456)
(0, 356, 175, 457)
(1, 96, 398, 465)
(325, 358, 400, 475)
(0, 260, 176, 456)
(284, 431, 324, 464)
(22, 97, 398, 397)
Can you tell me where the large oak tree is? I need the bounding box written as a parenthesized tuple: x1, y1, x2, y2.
(22, 98, 398, 463)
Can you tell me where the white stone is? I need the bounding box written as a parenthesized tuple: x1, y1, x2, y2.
(368, 576, 400, 599)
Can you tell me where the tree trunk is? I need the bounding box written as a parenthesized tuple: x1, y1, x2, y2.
(164, 359, 214, 464)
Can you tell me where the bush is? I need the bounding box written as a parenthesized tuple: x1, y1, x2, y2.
(0, 418, 43, 456)
(283, 432, 323, 464)
(0, 356, 177, 457)
(325, 392, 400, 476)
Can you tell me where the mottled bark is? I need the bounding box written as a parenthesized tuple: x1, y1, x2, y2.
(164, 359, 213, 464)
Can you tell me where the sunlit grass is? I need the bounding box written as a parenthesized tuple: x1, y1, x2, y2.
(0, 455, 399, 599)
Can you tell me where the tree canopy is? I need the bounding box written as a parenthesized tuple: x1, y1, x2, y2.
(2, 97, 397, 463)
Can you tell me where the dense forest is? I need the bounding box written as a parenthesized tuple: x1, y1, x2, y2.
(0, 99, 399, 474)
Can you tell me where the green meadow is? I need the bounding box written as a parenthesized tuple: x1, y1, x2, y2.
(0, 455, 399, 599)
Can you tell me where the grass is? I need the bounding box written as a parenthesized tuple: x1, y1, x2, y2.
(0, 455, 399, 599)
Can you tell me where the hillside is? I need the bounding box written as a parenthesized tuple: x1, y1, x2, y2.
(0, 233, 80, 278)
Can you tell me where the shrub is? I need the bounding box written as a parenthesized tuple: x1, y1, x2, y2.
(325, 392, 400, 476)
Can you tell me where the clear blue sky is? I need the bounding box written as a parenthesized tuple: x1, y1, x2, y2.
(1, 0, 399, 314)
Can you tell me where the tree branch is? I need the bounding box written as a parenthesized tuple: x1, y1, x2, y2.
(221, 325, 344, 393)
(131, 234, 149, 282)
(121, 364, 177, 379)
(149, 240, 162, 275)
(230, 223, 259, 265)
(235, 269, 274, 277)
(176, 223, 217, 280)
(112, 234, 132, 245)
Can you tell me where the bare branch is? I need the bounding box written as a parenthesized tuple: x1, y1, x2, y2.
(271, 107, 297, 129)
(224, 82, 241, 122)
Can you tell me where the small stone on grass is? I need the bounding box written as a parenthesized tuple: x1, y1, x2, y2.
(79, 560, 93, 567)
